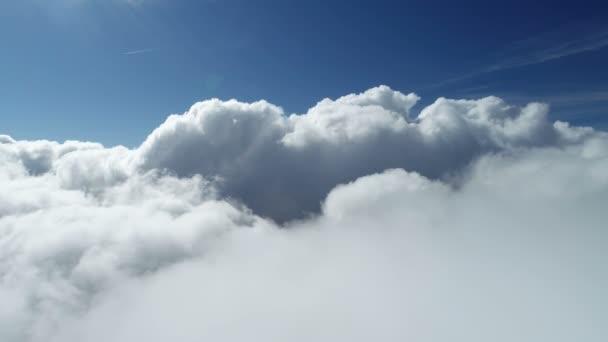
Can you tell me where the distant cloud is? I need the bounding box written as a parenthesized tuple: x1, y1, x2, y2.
(486, 29, 608, 71)
(1, 86, 607, 341)
(124, 48, 158, 55)
(427, 25, 608, 89)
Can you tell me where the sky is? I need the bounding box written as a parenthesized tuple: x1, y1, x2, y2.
(1, 0, 608, 146)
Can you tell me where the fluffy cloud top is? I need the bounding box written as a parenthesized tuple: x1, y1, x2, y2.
(136, 86, 591, 222)
(1, 86, 606, 341)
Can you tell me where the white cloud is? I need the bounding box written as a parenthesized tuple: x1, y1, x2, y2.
(0, 86, 606, 341)
(136, 86, 592, 221)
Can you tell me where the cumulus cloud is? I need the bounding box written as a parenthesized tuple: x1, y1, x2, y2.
(0, 86, 607, 341)
(137, 86, 591, 221)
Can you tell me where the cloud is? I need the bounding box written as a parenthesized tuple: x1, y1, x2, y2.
(137, 86, 588, 221)
(426, 26, 608, 89)
(486, 28, 608, 72)
(124, 48, 158, 56)
(0, 86, 607, 341)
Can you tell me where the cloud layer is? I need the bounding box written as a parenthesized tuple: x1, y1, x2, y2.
(1, 86, 607, 341)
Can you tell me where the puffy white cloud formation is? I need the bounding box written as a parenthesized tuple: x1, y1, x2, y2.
(137, 86, 592, 221)
(0, 86, 607, 341)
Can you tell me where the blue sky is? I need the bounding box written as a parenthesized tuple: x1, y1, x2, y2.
(1, 0, 607, 147)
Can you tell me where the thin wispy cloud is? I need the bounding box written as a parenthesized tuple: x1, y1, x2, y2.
(487, 29, 608, 71)
(425, 26, 608, 90)
(124, 48, 159, 55)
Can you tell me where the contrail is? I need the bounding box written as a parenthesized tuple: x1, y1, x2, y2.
(422, 26, 608, 90)
(124, 48, 158, 55)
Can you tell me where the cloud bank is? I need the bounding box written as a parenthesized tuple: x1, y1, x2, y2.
(1, 86, 606, 341)
(137, 85, 586, 222)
